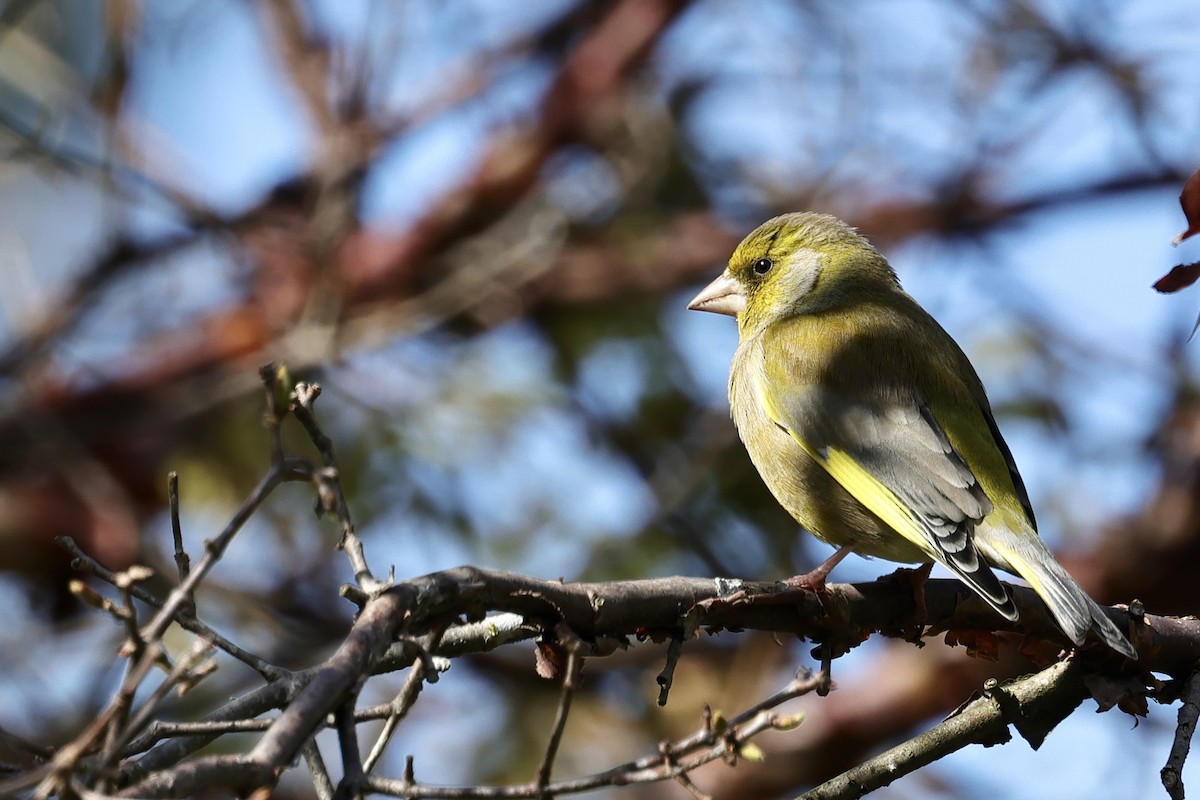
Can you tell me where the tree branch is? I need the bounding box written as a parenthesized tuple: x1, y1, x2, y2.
(800, 659, 1086, 800)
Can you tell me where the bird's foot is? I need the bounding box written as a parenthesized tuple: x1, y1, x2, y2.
(782, 543, 855, 597)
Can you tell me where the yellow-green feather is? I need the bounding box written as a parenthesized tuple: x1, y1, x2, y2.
(719, 212, 1135, 657)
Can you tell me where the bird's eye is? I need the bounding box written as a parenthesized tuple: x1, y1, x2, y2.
(753, 258, 773, 275)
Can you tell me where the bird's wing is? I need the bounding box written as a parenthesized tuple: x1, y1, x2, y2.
(979, 401, 1038, 531)
(764, 381, 1018, 620)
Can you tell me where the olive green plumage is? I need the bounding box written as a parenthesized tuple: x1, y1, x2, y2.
(689, 212, 1135, 658)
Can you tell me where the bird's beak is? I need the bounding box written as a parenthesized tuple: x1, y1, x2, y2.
(687, 271, 746, 317)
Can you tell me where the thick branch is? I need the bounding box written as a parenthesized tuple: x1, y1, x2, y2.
(110, 564, 1191, 798)
(361, 567, 1193, 676)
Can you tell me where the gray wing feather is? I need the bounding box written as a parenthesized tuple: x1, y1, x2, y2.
(979, 402, 1038, 529)
(788, 388, 1016, 620)
(771, 378, 1136, 657)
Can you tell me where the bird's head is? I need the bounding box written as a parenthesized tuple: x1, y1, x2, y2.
(688, 212, 898, 334)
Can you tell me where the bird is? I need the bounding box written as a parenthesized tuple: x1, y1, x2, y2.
(687, 211, 1136, 659)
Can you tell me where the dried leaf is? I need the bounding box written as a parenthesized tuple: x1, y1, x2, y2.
(1117, 694, 1150, 719)
(1175, 168, 1200, 244)
(534, 641, 565, 680)
(1153, 262, 1200, 293)
(1082, 673, 1148, 717)
(943, 629, 1001, 661)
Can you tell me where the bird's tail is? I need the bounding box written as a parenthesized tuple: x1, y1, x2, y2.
(978, 523, 1136, 659)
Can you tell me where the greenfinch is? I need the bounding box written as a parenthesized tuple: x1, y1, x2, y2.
(688, 212, 1135, 658)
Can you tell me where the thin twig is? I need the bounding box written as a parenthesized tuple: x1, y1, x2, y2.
(291, 380, 388, 592)
(656, 637, 684, 706)
(100, 565, 160, 784)
(119, 611, 539, 774)
(363, 629, 447, 773)
(98, 639, 217, 769)
(71, 567, 154, 792)
(32, 641, 165, 799)
(121, 674, 302, 779)
(138, 459, 304, 645)
(259, 363, 288, 465)
(245, 590, 409, 777)
(1162, 670, 1200, 800)
(167, 472, 192, 597)
(134, 718, 274, 740)
(799, 660, 1086, 800)
(535, 647, 584, 794)
(41, 454, 307, 796)
(303, 738, 336, 800)
(335, 700, 366, 799)
(59, 537, 284, 681)
(362, 670, 821, 799)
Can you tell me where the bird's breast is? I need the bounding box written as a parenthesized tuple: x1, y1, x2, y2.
(728, 336, 928, 564)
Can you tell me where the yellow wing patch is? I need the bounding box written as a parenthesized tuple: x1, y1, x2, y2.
(753, 364, 936, 560)
(817, 447, 938, 560)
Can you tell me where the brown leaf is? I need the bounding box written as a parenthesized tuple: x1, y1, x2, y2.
(1117, 694, 1150, 719)
(1015, 634, 1066, 667)
(1175, 168, 1200, 244)
(1082, 673, 1148, 717)
(1153, 262, 1200, 293)
(534, 641, 565, 680)
(943, 629, 1001, 661)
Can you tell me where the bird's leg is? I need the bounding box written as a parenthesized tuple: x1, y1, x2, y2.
(783, 544, 854, 594)
(785, 544, 853, 634)
(781, 545, 855, 694)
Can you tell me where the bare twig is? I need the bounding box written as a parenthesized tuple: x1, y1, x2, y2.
(362, 670, 819, 799)
(363, 629, 448, 773)
(334, 700, 366, 800)
(799, 660, 1086, 800)
(101, 565, 160, 781)
(134, 718, 274, 740)
(290, 379, 389, 592)
(60, 537, 284, 680)
(117, 611, 539, 776)
(120, 676, 301, 781)
(535, 643, 585, 794)
(303, 738, 336, 800)
(115, 590, 409, 797)
(167, 472, 192, 596)
(246, 590, 409, 780)
(98, 638, 217, 770)
(656, 637, 684, 706)
(1162, 670, 1200, 800)
(32, 640, 164, 799)
(138, 458, 309, 645)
